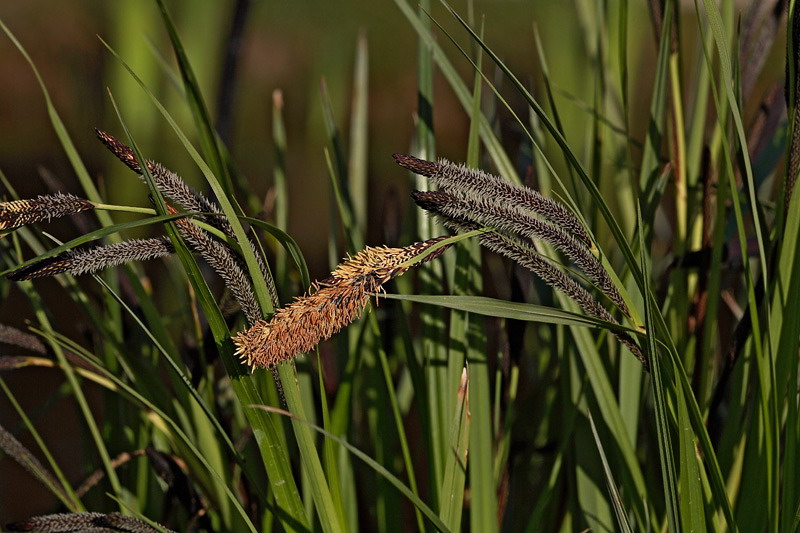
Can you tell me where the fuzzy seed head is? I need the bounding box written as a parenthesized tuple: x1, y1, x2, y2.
(0, 194, 94, 231)
(6, 238, 175, 281)
(233, 238, 451, 368)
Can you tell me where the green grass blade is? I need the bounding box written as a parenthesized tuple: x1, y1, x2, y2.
(381, 294, 638, 333)
(640, 205, 681, 533)
(154, 0, 233, 196)
(438, 368, 470, 531)
(251, 405, 452, 533)
(272, 89, 290, 289)
(392, 0, 518, 183)
(460, 26, 497, 532)
(586, 410, 633, 533)
(348, 31, 369, 236)
(100, 40, 317, 532)
(0, 18, 114, 231)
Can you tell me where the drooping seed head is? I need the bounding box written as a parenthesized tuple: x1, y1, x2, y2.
(233, 237, 452, 368)
(0, 194, 94, 231)
(396, 154, 593, 248)
(6, 238, 175, 281)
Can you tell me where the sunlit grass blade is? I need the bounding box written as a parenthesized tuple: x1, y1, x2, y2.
(99, 39, 318, 532)
(639, 204, 681, 533)
(586, 410, 633, 533)
(438, 368, 470, 531)
(251, 405, 451, 533)
(381, 294, 637, 333)
(460, 27, 496, 532)
(348, 31, 368, 236)
(677, 381, 707, 532)
(154, 0, 233, 196)
(272, 89, 290, 290)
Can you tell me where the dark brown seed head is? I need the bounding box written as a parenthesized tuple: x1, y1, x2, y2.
(96, 129, 143, 174)
(0, 194, 94, 231)
(393, 153, 441, 178)
(410, 190, 452, 212)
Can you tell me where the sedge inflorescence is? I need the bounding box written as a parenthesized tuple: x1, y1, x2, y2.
(233, 238, 450, 368)
(395, 153, 646, 368)
(0, 193, 94, 231)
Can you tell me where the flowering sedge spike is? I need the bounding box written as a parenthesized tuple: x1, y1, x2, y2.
(411, 191, 646, 368)
(5, 512, 177, 533)
(6, 238, 175, 281)
(0, 424, 71, 508)
(233, 237, 451, 368)
(393, 153, 593, 249)
(160, 203, 264, 325)
(96, 130, 223, 224)
(0, 194, 94, 231)
(0, 324, 47, 354)
(415, 190, 629, 316)
(97, 129, 277, 304)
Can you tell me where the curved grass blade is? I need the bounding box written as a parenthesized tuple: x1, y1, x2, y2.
(0, 213, 186, 278)
(434, 0, 646, 292)
(100, 38, 345, 532)
(0, 381, 82, 511)
(381, 294, 638, 334)
(240, 215, 311, 287)
(438, 368, 470, 532)
(250, 405, 451, 533)
(639, 204, 681, 533)
(587, 411, 633, 533)
(154, 0, 233, 196)
(0, 19, 114, 230)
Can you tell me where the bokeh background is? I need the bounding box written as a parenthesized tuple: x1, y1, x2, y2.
(0, 0, 777, 524)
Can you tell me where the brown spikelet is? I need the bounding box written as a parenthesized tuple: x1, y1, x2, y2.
(411, 192, 647, 368)
(6, 238, 175, 281)
(5, 512, 176, 533)
(0, 324, 47, 353)
(233, 237, 451, 368)
(395, 153, 593, 248)
(97, 129, 278, 304)
(0, 423, 71, 507)
(0, 194, 94, 231)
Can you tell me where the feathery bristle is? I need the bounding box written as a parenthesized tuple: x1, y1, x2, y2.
(0, 194, 94, 231)
(6, 238, 175, 281)
(0, 325, 47, 353)
(97, 129, 277, 305)
(232, 237, 451, 368)
(397, 154, 593, 248)
(5, 512, 176, 533)
(412, 195, 646, 367)
(413, 190, 628, 315)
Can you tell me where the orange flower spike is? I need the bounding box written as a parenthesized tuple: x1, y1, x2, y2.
(233, 237, 451, 368)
